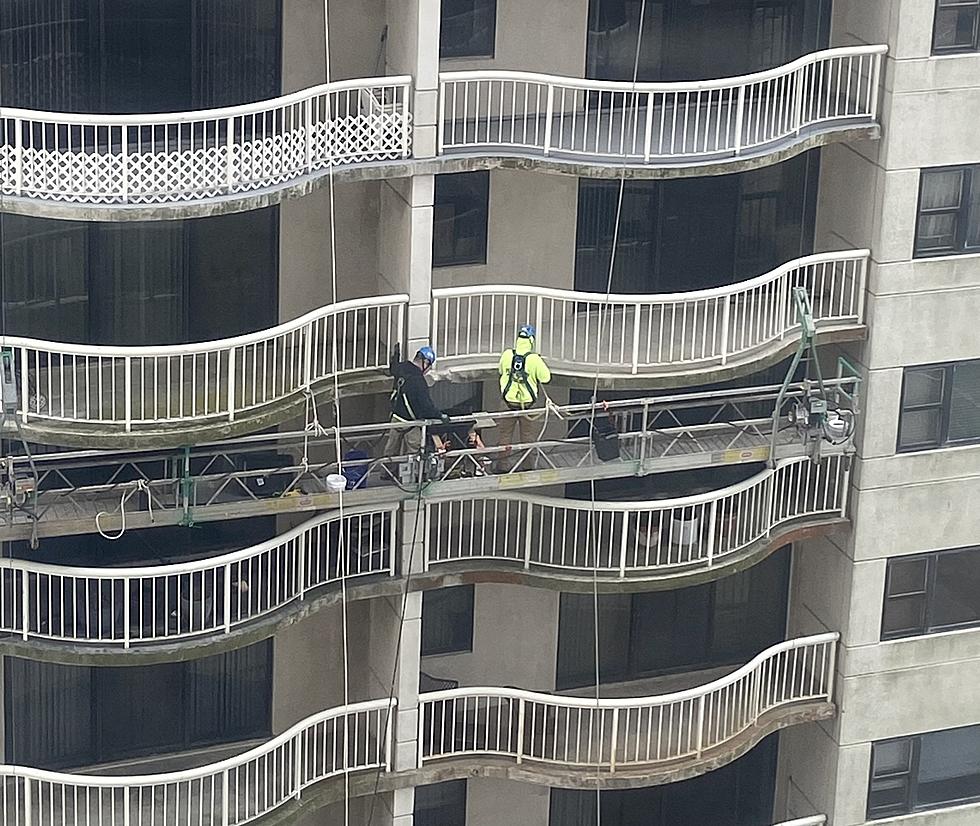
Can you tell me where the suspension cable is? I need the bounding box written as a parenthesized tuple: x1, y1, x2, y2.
(321, 3, 353, 824)
(584, 3, 649, 820)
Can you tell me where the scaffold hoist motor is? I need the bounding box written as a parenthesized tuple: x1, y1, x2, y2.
(770, 288, 856, 464)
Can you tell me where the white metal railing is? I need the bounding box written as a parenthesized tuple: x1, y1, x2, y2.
(438, 46, 886, 162)
(0, 698, 393, 826)
(432, 251, 868, 373)
(425, 455, 847, 577)
(0, 77, 412, 205)
(418, 633, 837, 771)
(0, 507, 396, 647)
(774, 818, 827, 826)
(3, 294, 406, 430)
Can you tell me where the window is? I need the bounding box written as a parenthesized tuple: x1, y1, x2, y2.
(433, 172, 490, 267)
(869, 725, 980, 819)
(422, 585, 475, 655)
(415, 780, 467, 826)
(915, 166, 980, 257)
(933, 0, 980, 53)
(4, 641, 272, 769)
(898, 360, 980, 451)
(882, 547, 980, 639)
(556, 549, 790, 689)
(440, 0, 496, 58)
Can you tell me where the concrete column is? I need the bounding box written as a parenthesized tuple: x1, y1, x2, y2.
(390, 499, 427, 825)
(379, 175, 434, 355)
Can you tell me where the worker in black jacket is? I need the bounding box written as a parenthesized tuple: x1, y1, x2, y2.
(383, 344, 450, 458)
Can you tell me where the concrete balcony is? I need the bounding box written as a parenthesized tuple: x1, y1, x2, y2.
(415, 634, 839, 788)
(0, 250, 866, 448)
(0, 47, 886, 220)
(435, 46, 886, 178)
(0, 77, 413, 220)
(0, 456, 847, 663)
(0, 636, 836, 825)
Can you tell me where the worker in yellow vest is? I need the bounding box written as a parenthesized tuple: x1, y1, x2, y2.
(497, 324, 552, 455)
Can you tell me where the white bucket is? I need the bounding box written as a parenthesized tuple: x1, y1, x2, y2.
(325, 473, 348, 493)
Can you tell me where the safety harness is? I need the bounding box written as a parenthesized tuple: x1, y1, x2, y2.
(502, 350, 537, 405)
(390, 375, 415, 421)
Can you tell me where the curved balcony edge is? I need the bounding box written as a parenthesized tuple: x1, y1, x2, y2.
(0, 457, 848, 661)
(413, 634, 838, 788)
(0, 47, 886, 219)
(0, 636, 837, 826)
(1, 250, 866, 447)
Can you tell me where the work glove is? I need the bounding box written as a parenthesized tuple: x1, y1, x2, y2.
(440, 413, 451, 424)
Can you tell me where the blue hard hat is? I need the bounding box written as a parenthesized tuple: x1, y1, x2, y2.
(416, 346, 436, 366)
(518, 324, 536, 339)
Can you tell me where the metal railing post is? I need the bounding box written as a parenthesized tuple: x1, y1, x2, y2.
(705, 499, 717, 567)
(515, 697, 526, 763)
(24, 778, 32, 826)
(222, 769, 230, 826)
(124, 356, 133, 431)
(630, 302, 642, 374)
(14, 117, 24, 195)
(297, 529, 308, 597)
(733, 85, 746, 155)
(766, 468, 778, 537)
(305, 96, 314, 172)
(542, 84, 555, 155)
(825, 639, 838, 703)
(385, 702, 394, 770)
(225, 115, 235, 192)
(695, 693, 706, 757)
(19, 348, 29, 423)
(226, 347, 236, 422)
(224, 562, 233, 634)
(437, 80, 446, 155)
(123, 578, 131, 648)
(124, 787, 131, 826)
(870, 53, 883, 120)
(720, 294, 732, 365)
(20, 570, 29, 641)
(523, 502, 534, 569)
(120, 126, 129, 202)
(294, 734, 303, 798)
(643, 91, 655, 162)
(401, 82, 412, 158)
(793, 66, 805, 135)
(619, 516, 629, 577)
(609, 707, 620, 772)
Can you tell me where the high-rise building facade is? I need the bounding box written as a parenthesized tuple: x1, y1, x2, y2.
(0, 2, 976, 825)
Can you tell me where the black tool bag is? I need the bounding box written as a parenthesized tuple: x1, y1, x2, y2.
(591, 417, 620, 461)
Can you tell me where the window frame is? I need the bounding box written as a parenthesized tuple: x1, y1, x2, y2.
(914, 165, 980, 258)
(421, 584, 475, 656)
(882, 546, 980, 640)
(869, 726, 980, 819)
(897, 359, 980, 452)
(932, 0, 980, 54)
(432, 171, 491, 268)
(439, 0, 497, 59)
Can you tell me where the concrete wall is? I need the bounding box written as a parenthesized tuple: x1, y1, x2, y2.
(466, 778, 551, 826)
(439, 0, 589, 76)
(420, 583, 560, 691)
(432, 169, 579, 292)
(278, 181, 384, 321)
(282, 0, 387, 90)
(780, 2, 980, 824)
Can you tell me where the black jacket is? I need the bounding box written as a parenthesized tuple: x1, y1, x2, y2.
(389, 359, 443, 421)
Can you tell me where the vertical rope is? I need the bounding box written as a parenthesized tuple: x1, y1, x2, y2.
(321, 2, 351, 824)
(585, 3, 648, 821)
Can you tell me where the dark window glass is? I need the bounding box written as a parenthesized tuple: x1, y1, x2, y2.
(422, 585, 475, 656)
(915, 166, 980, 257)
(586, 0, 830, 82)
(869, 726, 980, 819)
(1, 210, 279, 346)
(557, 548, 790, 689)
(933, 0, 980, 53)
(440, 0, 496, 58)
(882, 547, 980, 640)
(551, 733, 778, 826)
(898, 360, 980, 451)
(0, 0, 281, 113)
(3, 641, 272, 769)
(415, 780, 467, 826)
(433, 172, 490, 267)
(575, 153, 819, 294)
